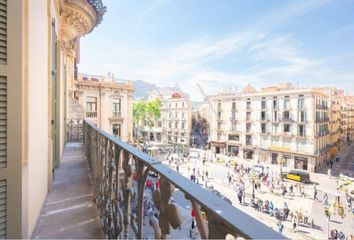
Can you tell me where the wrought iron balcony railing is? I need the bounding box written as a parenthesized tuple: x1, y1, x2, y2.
(86, 0, 107, 24)
(82, 119, 283, 239)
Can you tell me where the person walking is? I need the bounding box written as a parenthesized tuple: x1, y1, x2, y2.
(301, 186, 305, 198)
(289, 184, 294, 196)
(277, 221, 284, 234)
(237, 188, 243, 204)
(292, 217, 297, 232)
(322, 193, 329, 205)
(313, 185, 318, 200)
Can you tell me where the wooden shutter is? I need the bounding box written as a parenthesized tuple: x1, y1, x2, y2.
(0, 179, 6, 238)
(0, 0, 6, 65)
(0, 76, 5, 169)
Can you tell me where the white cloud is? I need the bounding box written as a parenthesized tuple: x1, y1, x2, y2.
(79, 0, 354, 100)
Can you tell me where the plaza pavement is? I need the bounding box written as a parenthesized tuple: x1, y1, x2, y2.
(163, 143, 354, 239)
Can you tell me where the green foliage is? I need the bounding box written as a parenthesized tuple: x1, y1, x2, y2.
(133, 98, 161, 129)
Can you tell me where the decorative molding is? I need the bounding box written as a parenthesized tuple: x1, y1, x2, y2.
(60, 0, 97, 43)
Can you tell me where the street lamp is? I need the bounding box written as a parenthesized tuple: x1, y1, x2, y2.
(277, 154, 285, 181)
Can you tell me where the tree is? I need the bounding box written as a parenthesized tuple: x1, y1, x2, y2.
(133, 98, 161, 141)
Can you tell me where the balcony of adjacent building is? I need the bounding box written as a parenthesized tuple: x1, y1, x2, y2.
(109, 111, 124, 122)
(86, 111, 98, 118)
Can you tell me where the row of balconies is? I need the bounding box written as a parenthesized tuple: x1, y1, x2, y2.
(315, 118, 330, 123)
(316, 104, 329, 110)
(86, 111, 122, 119)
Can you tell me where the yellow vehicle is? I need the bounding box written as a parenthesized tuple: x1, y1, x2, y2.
(229, 159, 237, 165)
(285, 170, 310, 183)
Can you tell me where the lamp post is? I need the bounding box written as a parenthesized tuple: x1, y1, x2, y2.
(278, 155, 285, 181)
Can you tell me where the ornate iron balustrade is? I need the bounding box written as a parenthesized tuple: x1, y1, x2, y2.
(86, 0, 107, 24)
(83, 119, 284, 239)
(67, 119, 83, 142)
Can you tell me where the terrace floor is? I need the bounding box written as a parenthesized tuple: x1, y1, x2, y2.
(32, 143, 103, 239)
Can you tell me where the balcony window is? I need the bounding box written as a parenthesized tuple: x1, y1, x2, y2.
(284, 124, 290, 133)
(273, 111, 278, 121)
(298, 111, 306, 122)
(217, 122, 221, 130)
(261, 111, 266, 121)
(181, 122, 185, 129)
(273, 99, 278, 108)
(86, 96, 97, 118)
(228, 134, 239, 141)
(175, 122, 178, 128)
(218, 111, 222, 119)
(230, 111, 236, 120)
(246, 101, 251, 110)
(232, 102, 236, 110)
(112, 123, 121, 137)
(231, 122, 237, 131)
(217, 133, 221, 141)
(246, 135, 252, 145)
(298, 98, 304, 109)
(112, 98, 121, 117)
(284, 98, 290, 109)
(283, 111, 290, 120)
(261, 100, 266, 109)
(246, 112, 251, 121)
(169, 122, 172, 128)
(246, 123, 251, 132)
(261, 123, 267, 134)
(298, 125, 305, 137)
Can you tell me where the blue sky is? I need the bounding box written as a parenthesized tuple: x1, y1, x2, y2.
(80, 0, 354, 101)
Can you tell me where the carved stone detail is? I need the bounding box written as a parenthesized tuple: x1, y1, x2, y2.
(60, 0, 97, 43)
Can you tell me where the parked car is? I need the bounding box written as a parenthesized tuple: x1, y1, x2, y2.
(284, 170, 310, 183)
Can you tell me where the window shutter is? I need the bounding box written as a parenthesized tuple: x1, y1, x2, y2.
(0, 76, 5, 169)
(0, 0, 6, 65)
(0, 179, 6, 238)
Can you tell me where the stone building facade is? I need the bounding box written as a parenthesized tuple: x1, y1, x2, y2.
(75, 73, 133, 142)
(207, 83, 335, 172)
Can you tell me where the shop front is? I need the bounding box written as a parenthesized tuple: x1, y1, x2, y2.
(243, 148, 254, 160)
(227, 144, 240, 157)
(271, 152, 290, 167)
(294, 156, 308, 171)
(209, 141, 226, 154)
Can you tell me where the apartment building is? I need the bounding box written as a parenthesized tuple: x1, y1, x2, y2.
(191, 101, 210, 148)
(344, 96, 354, 142)
(75, 73, 134, 142)
(161, 93, 192, 145)
(208, 83, 334, 172)
(137, 92, 192, 146)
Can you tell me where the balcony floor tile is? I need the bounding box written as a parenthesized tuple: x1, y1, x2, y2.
(32, 143, 103, 239)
